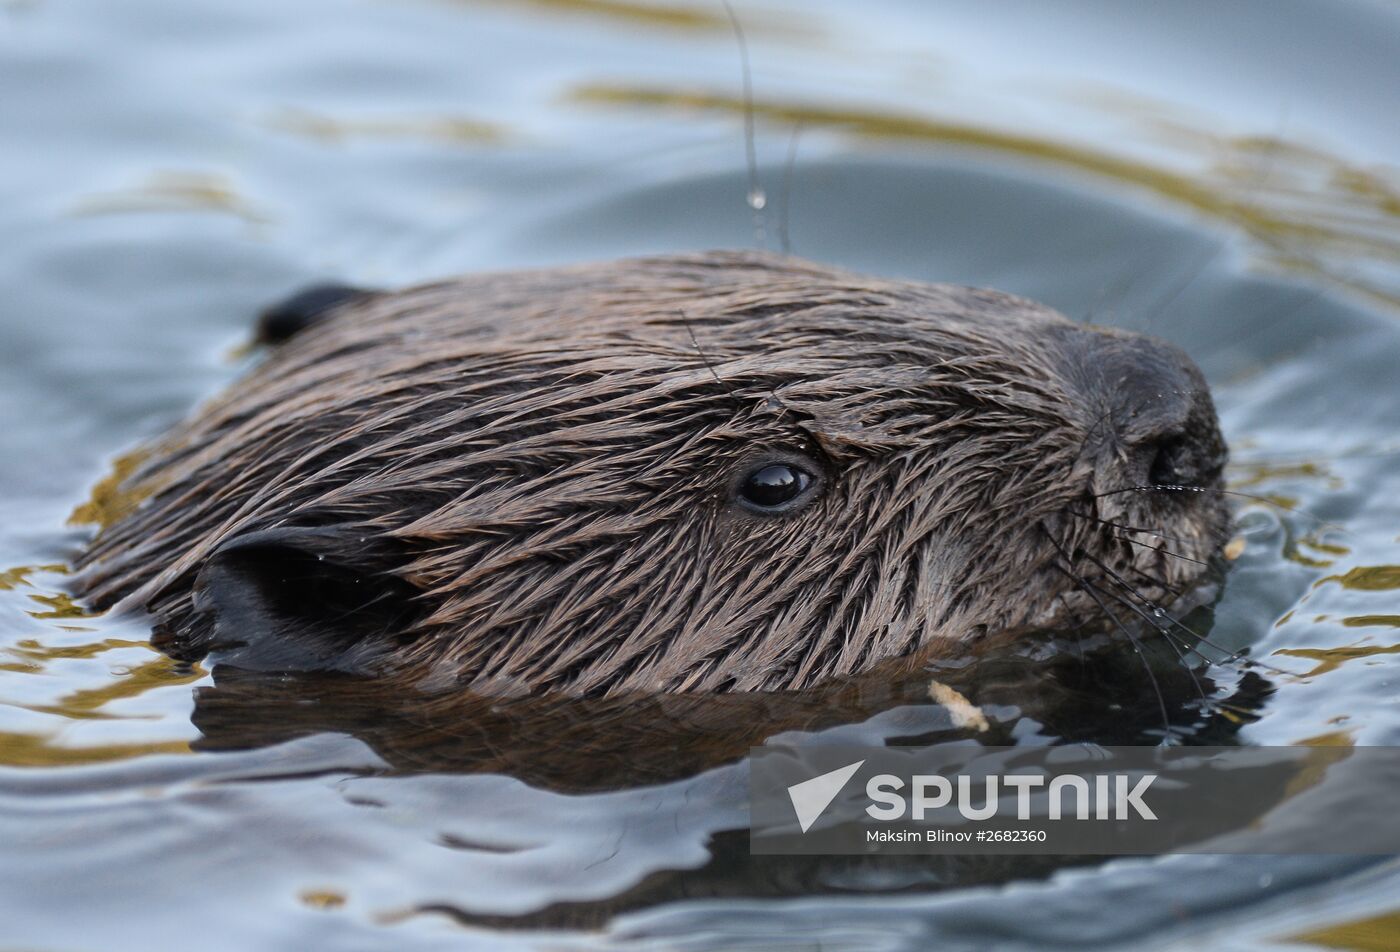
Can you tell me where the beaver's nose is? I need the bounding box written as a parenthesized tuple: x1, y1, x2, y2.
(1061, 327, 1227, 489)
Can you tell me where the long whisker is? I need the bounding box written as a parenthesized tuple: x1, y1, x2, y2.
(1127, 538, 1209, 567)
(776, 122, 802, 256)
(1138, 240, 1225, 334)
(1068, 547, 1217, 702)
(677, 308, 739, 404)
(721, 0, 767, 249)
(1065, 507, 1203, 548)
(1086, 541, 1294, 677)
(1097, 484, 1333, 527)
(1052, 590, 1090, 665)
(1077, 546, 1201, 636)
(1076, 546, 1209, 643)
(1042, 529, 1173, 742)
(1054, 562, 1174, 743)
(1092, 527, 1211, 567)
(1081, 573, 1212, 711)
(1124, 562, 1183, 598)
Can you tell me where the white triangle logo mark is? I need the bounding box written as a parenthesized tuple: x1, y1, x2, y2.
(786, 760, 864, 833)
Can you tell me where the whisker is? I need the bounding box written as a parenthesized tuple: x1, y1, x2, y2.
(1138, 240, 1225, 334)
(720, 0, 767, 249)
(1081, 573, 1213, 711)
(1068, 548, 1218, 704)
(1110, 532, 1210, 567)
(1210, 641, 1289, 674)
(1082, 404, 1119, 450)
(1065, 507, 1202, 548)
(1042, 528, 1174, 743)
(1097, 484, 1332, 527)
(677, 308, 739, 404)
(1083, 544, 1293, 677)
(1092, 574, 1273, 722)
(776, 122, 802, 256)
(1124, 562, 1183, 599)
(1079, 516, 1299, 676)
(1077, 547, 1209, 643)
(1054, 562, 1175, 743)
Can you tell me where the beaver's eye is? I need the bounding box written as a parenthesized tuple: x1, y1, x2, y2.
(738, 463, 813, 511)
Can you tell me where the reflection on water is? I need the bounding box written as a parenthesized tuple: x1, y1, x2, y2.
(469, 0, 732, 32)
(0, 563, 67, 591)
(1343, 615, 1400, 629)
(183, 626, 1253, 788)
(1277, 642, 1400, 679)
(1322, 565, 1400, 591)
(0, 730, 191, 767)
(1286, 909, 1400, 952)
(572, 85, 1400, 309)
(263, 108, 506, 147)
(68, 450, 154, 530)
(1229, 459, 1342, 492)
(2, 0, 1400, 949)
(72, 172, 270, 225)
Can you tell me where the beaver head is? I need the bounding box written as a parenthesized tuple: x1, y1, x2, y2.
(75, 251, 1230, 695)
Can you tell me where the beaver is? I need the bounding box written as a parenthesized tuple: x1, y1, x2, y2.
(74, 250, 1230, 696)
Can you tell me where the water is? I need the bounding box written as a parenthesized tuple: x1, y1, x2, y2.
(2, 0, 1400, 948)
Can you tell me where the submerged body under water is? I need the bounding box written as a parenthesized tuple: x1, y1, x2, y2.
(2, 1, 1399, 950)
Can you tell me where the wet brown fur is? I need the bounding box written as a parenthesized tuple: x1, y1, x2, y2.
(75, 251, 1230, 695)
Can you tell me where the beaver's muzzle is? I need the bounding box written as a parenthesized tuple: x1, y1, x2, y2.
(1054, 324, 1228, 494)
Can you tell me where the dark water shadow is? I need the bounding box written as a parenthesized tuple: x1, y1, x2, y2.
(190, 620, 1259, 789)
(183, 616, 1271, 931)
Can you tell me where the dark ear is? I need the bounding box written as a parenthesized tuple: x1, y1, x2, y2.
(190, 527, 417, 673)
(256, 283, 374, 344)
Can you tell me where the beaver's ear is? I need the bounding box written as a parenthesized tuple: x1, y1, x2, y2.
(256, 284, 374, 344)
(190, 527, 416, 673)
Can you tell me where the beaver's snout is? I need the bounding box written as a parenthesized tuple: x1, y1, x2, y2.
(1056, 325, 1228, 495)
(1034, 320, 1232, 640)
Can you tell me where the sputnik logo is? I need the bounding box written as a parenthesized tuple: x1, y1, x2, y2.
(785, 760, 864, 833)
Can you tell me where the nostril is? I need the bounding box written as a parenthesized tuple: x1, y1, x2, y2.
(1147, 436, 1188, 487)
(1062, 324, 1228, 489)
(1143, 430, 1226, 488)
